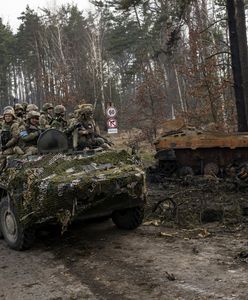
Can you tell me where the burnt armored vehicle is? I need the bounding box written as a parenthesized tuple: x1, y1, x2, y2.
(154, 126, 248, 177)
(0, 129, 146, 250)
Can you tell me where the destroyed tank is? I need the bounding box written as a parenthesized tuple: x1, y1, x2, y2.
(154, 124, 248, 177)
(0, 129, 146, 250)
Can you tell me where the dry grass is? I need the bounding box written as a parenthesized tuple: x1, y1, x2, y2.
(106, 128, 156, 166)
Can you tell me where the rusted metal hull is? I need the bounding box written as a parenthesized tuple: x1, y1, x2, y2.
(155, 128, 248, 176)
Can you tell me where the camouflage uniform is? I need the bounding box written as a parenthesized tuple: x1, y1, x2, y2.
(19, 111, 41, 155)
(39, 103, 54, 130)
(68, 112, 76, 128)
(71, 104, 109, 149)
(22, 102, 28, 112)
(22, 102, 28, 120)
(50, 105, 67, 131)
(1, 109, 24, 155)
(14, 103, 25, 126)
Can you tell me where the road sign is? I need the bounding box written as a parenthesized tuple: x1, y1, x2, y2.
(108, 128, 118, 134)
(106, 106, 117, 118)
(107, 118, 118, 128)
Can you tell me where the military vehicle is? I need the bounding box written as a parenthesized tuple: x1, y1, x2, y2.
(154, 124, 248, 177)
(0, 129, 146, 250)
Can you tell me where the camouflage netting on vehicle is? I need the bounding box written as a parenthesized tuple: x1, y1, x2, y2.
(0, 150, 146, 229)
(146, 176, 248, 227)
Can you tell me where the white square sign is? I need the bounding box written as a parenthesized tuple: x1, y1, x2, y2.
(108, 128, 118, 134)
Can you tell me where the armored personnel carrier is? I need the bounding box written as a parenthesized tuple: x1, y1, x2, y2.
(0, 129, 146, 250)
(154, 125, 248, 177)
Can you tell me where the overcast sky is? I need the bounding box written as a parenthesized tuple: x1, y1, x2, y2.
(0, 0, 93, 32)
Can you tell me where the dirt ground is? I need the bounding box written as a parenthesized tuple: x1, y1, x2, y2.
(1, 182, 248, 299)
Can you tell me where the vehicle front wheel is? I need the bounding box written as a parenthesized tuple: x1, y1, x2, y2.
(0, 197, 35, 250)
(112, 206, 144, 230)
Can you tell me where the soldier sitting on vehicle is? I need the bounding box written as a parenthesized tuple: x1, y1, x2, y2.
(68, 112, 76, 127)
(21, 102, 28, 119)
(70, 104, 111, 150)
(39, 102, 54, 129)
(50, 105, 67, 131)
(1, 109, 24, 155)
(14, 103, 25, 126)
(19, 111, 41, 155)
(14, 103, 24, 118)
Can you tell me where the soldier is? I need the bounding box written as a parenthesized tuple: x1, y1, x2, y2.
(19, 111, 41, 155)
(22, 102, 28, 112)
(39, 102, 54, 129)
(22, 102, 28, 120)
(1, 109, 24, 155)
(14, 103, 25, 126)
(14, 103, 24, 117)
(68, 112, 76, 127)
(50, 105, 67, 131)
(71, 104, 110, 150)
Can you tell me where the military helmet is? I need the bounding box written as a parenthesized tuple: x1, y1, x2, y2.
(54, 104, 66, 115)
(14, 103, 24, 111)
(42, 102, 54, 112)
(3, 105, 13, 112)
(27, 110, 40, 119)
(3, 109, 16, 118)
(26, 104, 39, 112)
(78, 103, 93, 115)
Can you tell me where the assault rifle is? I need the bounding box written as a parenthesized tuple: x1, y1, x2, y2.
(93, 133, 114, 147)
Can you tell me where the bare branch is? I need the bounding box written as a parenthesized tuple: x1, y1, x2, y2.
(198, 18, 228, 34)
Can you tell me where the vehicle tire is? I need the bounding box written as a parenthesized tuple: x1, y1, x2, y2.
(0, 196, 35, 250)
(112, 206, 144, 230)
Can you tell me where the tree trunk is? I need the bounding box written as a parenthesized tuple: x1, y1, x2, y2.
(226, 0, 248, 131)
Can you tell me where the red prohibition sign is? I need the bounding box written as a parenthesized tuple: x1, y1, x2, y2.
(107, 118, 118, 128)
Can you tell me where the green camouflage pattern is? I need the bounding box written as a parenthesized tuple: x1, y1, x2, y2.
(0, 150, 146, 230)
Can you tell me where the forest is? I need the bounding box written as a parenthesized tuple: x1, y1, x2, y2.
(0, 0, 248, 136)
